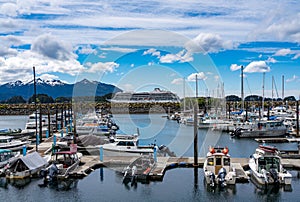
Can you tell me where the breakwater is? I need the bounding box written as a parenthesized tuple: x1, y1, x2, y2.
(0, 102, 181, 115)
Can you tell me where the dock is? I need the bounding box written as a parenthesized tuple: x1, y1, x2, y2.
(28, 135, 300, 183)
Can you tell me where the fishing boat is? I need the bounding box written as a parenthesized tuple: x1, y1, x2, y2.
(0, 136, 29, 151)
(122, 156, 155, 185)
(6, 152, 50, 179)
(249, 145, 292, 186)
(40, 150, 82, 183)
(232, 120, 287, 138)
(203, 146, 236, 187)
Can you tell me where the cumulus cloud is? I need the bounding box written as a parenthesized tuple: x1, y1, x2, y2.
(286, 75, 299, 83)
(171, 78, 184, 85)
(187, 72, 207, 81)
(31, 34, 76, 61)
(0, 49, 85, 84)
(86, 62, 119, 73)
(266, 57, 277, 63)
(0, 46, 18, 57)
(0, 3, 18, 17)
(160, 49, 193, 63)
(143, 48, 161, 57)
(230, 64, 241, 71)
(160, 33, 232, 64)
(185, 33, 233, 54)
(274, 48, 291, 56)
(244, 61, 270, 73)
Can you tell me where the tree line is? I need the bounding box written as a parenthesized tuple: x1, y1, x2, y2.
(0, 93, 114, 104)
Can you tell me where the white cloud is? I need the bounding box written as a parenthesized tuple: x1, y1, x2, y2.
(86, 62, 119, 73)
(286, 75, 299, 83)
(0, 3, 18, 17)
(0, 49, 84, 84)
(187, 72, 207, 81)
(230, 64, 241, 71)
(100, 47, 137, 53)
(244, 61, 270, 73)
(143, 48, 161, 57)
(77, 45, 97, 55)
(171, 78, 183, 85)
(266, 57, 277, 63)
(185, 33, 233, 54)
(130, 63, 134, 67)
(274, 48, 291, 56)
(160, 49, 193, 63)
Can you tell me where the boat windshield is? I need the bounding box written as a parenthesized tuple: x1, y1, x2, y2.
(224, 157, 230, 166)
(207, 157, 214, 166)
(258, 157, 280, 172)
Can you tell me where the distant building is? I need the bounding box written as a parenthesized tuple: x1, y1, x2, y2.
(110, 88, 180, 103)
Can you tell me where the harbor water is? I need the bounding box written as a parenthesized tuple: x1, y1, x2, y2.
(1, 114, 300, 201)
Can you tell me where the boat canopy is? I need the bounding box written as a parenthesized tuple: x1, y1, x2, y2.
(13, 152, 48, 170)
(0, 149, 12, 153)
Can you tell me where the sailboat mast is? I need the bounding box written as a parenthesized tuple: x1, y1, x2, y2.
(272, 76, 274, 107)
(241, 65, 244, 110)
(183, 77, 186, 112)
(262, 72, 265, 118)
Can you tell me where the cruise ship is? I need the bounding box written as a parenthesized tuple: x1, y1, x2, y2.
(110, 88, 180, 103)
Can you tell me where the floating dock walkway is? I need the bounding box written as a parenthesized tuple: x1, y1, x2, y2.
(29, 135, 300, 183)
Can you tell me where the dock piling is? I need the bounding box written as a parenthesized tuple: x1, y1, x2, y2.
(23, 145, 27, 156)
(100, 146, 103, 162)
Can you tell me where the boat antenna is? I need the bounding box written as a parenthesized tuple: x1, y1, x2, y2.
(137, 128, 140, 136)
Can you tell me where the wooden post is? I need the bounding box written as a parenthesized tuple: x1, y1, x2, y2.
(39, 104, 42, 142)
(55, 105, 58, 131)
(60, 105, 64, 128)
(47, 105, 51, 137)
(193, 103, 198, 167)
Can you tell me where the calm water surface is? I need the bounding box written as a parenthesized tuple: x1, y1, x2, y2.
(0, 114, 299, 202)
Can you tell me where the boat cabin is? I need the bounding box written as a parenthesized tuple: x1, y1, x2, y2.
(53, 151, 79, 168)
(205, 147, 231, 175)
(0, 149, 15, 162)
(254, 146, 281, 173)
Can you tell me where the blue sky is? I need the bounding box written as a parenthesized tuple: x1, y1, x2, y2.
(0, 1, 300, 99)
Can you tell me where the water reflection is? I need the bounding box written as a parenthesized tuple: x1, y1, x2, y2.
(38, 178, 79, 191)
(8, 178, 31, 189)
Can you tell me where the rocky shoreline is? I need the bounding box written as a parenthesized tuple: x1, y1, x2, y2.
(0, 102, 181, 115)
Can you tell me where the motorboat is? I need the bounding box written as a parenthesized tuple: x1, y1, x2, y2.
(249, 145, 292, 186)
(0, 136, 29, 151)
(102, 134, 156, 156)
(41, 144, 82, 182)
(122, 156, 155, 185)
(232, 120, 287, 138)
(203, 146, 236, 187)
(0, 149, 20, 169)
(40, 149, 82, 183)
(6, 152, 50, 179)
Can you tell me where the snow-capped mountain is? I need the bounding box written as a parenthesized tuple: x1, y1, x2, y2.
(0, 79, 122, 101)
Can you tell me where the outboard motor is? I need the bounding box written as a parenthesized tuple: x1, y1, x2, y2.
(233, 128, 242, 138)
(209, 172, 216, 187)
(269, 168, 279, 184)
(261, 169, 269, 184)
(217, 167, 227, 187)
(48, 163, 59, 182)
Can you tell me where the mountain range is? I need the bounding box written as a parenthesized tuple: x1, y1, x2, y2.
(0, 78, 122, 101)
